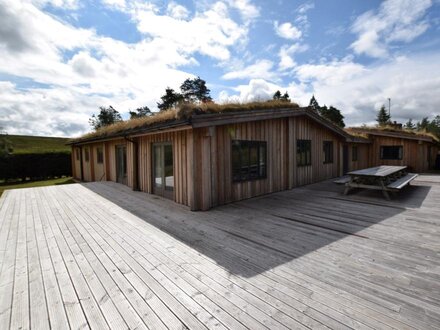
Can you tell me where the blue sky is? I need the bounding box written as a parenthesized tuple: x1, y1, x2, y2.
(0, 0, 439, 137)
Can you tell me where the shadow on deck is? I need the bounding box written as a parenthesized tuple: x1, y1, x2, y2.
(82, 175, 434, 278)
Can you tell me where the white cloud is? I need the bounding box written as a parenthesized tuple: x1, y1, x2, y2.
(101, 0, 126, 11)
(274, 21, 302, 40)
(226, 0, 260, 23)
(278, 43, 308, 71)
(132, 2, 248, 61)
(351, 0, 432, 58)
(166, 2, 190, 20)
(0, 0, 256, 136)
(295, 57, 366, 85)
(220, 79, 280, 103)
(295, 54, 440, 125)
(222, 59, 275, 80)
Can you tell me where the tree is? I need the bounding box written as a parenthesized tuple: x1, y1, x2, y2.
(157, 88, 184, 111)
(417, 117, 430, 130)
(376, 105, 390, 126)
(309, 95, 320, 112)
(180, 76, 212, 103)
(281, 91, 290, 102)
(89, 106, 122, 130)
(318, 105, 345, 128)
(273, 90, 282, 100)
(404, 118, 415, 130)
(129, 106, 152, 119)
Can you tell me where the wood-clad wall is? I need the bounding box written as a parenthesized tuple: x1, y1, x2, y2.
(137, 129, 193, 206)
(367, 136, 432, 172)
(193, 116, 343, 210)
(92, 143, 106, 181)
(348, 143, 370, 172)
(294, 117, 341, 186)
(82, 146, 93, 181)
(104, 139, 127, 182)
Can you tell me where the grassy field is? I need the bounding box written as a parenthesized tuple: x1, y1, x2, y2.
(0, 177, 75, 197)
(5, 134, 71, 154)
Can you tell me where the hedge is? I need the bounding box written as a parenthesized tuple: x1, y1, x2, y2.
(0, 152, 71, 181)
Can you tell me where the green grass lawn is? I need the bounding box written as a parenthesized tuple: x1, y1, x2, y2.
(0, 177, 75, 197)
(5, 134, 71, 154)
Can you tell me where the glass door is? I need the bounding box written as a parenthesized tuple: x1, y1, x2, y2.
(152, 143, 174, 199)
(116, 145, 127, 185)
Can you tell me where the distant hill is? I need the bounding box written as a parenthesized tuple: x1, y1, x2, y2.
(5, 135, 71, 154)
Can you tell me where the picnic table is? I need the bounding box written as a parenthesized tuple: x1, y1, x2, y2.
(341, 165, 418, 200)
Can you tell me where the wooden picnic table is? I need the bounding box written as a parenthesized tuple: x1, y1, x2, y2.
(343, 165, 418, 200)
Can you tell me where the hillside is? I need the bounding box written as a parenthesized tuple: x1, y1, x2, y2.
(4, 134, 71, 154)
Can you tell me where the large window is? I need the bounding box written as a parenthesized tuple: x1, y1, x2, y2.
(323, 141, 333, 164)
(297, 140, 311, 166)
(352, 146, 358, 162)
(232, 140, 267, 182)
(96, 147, 104, 164)
(380, 146, 403, 160)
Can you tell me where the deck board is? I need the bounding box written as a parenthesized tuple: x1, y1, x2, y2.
(0, 175, 440, 329)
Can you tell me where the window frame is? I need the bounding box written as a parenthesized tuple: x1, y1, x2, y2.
(380, 145, 403, 160)
(231, 140, 267, 183)
(297, 139, 312, 167)
(352, 146, 358, 162)
(96, 147, 104, 164)
(323, 141, 334, 164)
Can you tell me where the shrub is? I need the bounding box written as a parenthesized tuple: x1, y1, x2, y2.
(0, 152, 71, 181)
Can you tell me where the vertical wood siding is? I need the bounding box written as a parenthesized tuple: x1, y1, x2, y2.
(197, 116, 343, 210)
(348, 143, 370, 172)
(368, 136, 433, 172)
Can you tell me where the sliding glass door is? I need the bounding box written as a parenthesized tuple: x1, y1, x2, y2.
(152, 143, 174, 199)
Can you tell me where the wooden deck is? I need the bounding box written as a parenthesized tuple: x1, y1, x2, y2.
(1, 175, 440, 329)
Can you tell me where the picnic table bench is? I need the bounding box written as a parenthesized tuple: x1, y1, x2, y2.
(341, 165, 418, 200)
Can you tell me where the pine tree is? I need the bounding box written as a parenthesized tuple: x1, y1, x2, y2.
(376, 105, 390, 126)
(309, 95, 320, 112)
(89, 106, 122, 130)
(404, 118, 415, 130)
(417, 117, 430, 130)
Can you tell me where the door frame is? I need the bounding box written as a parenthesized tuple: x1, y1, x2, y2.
(115, 145, 127, 185)
(152, 142, 174, 200)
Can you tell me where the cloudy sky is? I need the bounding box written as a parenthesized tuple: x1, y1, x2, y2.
(0, 0, 439, 137)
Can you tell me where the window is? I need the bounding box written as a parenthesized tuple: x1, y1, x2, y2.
(297, 140, 311, 166)
(96, 147, 104, 164)
(352, 146, 358, 162)
(323, 141, 333, 164)
(84, 148, 90, 162)
(75, 148, 80, 161)
(380, 146, 403, 160)
(232, 140, 267, 182)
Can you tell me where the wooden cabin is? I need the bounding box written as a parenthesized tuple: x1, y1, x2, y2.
(70, 106, 438, 210)
(70, 106, 356, 210)
(347, 128, 439, 173)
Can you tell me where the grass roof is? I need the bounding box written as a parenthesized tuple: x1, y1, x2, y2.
(70, 100, 300, 143)
(346, 126, 439, 142)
